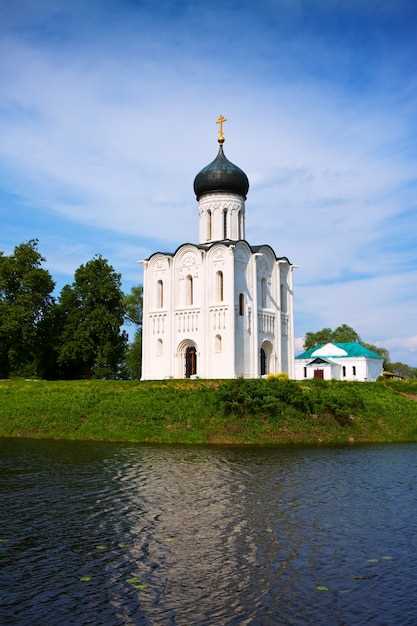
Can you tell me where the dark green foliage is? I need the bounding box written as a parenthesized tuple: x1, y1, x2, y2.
(0, 240, 54, 378)
(217, 378, 364, 423)
(125, 331, 142, 380)
(56, 256, 127, 379)
(123, 286, 143, 327)
(384, 362, 417, 379)
(123, 286, 143, 380)
(304, 324, 360, 349)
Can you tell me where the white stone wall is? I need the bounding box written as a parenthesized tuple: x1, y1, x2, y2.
(294, 357, 383, 382)
(141, 241, 294, 380)
(198, 193, 245, 243)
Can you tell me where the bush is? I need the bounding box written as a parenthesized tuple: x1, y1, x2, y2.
(267, 372, 289, 381)
(217, 378, 314, 418)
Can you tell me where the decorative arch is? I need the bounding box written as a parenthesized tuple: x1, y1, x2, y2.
(177, 339, 198, 378)
(260, 340, 273, 376)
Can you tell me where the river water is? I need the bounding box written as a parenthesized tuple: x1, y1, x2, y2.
(1, 439, 416, 626)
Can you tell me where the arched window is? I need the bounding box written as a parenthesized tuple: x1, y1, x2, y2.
(157, 280, 163, 308)
(215, 334, 222, 353)
(207, 210, 212, 241)
(239, 293, 244, 316)
(238, 210, 243, 239)
(261, 278, 267, 308)
(223, 209, 227, 239)
(157, 338, 163, 356)
(186, 275, 194, 305)
(280, 283, 287, 312)
(216, 270, 224, 302)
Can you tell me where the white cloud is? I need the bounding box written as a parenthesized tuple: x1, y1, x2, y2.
(1, 7, 417, 364)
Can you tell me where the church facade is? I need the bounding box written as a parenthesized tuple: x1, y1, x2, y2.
(141, 119, 295, 380)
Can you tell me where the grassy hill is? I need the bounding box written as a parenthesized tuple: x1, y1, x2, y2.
(1, 378, 417, 445)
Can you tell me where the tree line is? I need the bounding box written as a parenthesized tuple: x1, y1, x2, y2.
(1, 240, 416, 380)
(0, 240, 142, 379)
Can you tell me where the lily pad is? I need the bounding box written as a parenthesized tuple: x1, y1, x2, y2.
(118, 543, 128, 548)
(132, 583, 146, 590)
(127, 577, 146, 590)
(381, 556, 393, 560)
(367, 558, 379, 564)
(316, 585, 329, 592)
(80, 576, 92, 582)
(95, 545, 107, 551)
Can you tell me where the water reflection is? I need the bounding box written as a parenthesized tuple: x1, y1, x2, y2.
(1, 440, 417, 625)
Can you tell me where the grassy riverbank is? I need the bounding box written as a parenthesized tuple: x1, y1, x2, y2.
(1, 378, 417, 445)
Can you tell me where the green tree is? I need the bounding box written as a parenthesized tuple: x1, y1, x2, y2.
(305, 324, 361, 350)
(332, 324, 360, 343)
(304, 327, 333, 349)
(57, 256, 127, 378)
(303, 324, 390, 367)
(124, 285, 143, 326)
(0, 240, 54, 378)
(123, 286, 143, 380)
(385, 361, 417, 379)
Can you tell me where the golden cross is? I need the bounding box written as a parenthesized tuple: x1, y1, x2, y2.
(216, 114, 227, 144)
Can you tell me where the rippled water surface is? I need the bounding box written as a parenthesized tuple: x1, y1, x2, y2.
(1, 440, 417, 625)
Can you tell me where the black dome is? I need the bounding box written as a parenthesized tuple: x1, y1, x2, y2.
(193, 145, 249, 200)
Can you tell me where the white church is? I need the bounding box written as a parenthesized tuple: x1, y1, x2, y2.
(141, 117, 295, 380)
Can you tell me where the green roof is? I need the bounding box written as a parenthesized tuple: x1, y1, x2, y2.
(296, 342, 383, 360)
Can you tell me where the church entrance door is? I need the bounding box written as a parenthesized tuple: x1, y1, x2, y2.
(185, 346, 197, 378)
(314, 369, 324, 380)
(260, 348, 267, 376)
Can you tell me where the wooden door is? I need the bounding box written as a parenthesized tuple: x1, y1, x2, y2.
(314, 369, 324, 380)
(185, 346, 197, 378)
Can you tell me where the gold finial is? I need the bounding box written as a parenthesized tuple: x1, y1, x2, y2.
(216, 114, 227, 145)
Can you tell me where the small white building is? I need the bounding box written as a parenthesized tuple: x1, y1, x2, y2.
(141, 119, 295, 380)
(294, 342, 383, 382)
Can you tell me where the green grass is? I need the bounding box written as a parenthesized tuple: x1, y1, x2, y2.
(0, 378, 416, 445)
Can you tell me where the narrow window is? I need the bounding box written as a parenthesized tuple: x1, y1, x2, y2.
(239, 293, 244, 316)
(280, 283, 287, 312)
(157, 280, 163, 308)
(207, 210, 212, 240)
(304, 367, 307, 378)
(215, 334, 222, 353)
(238, 210, 242, 239)
(342, 366, 346, 377)
(216, 270, 224, 302)
(186, 275, 193, 305)
(261, 278, 267, 308)
(353, 366, 356, 376)
(157, 338, 163, 356)
(223, 209, 227, 239)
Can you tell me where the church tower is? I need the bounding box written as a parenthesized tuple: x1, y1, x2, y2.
(141, 118, 295, 380)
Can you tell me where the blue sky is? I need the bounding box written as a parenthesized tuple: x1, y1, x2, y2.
(1, 0, 417, 363)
